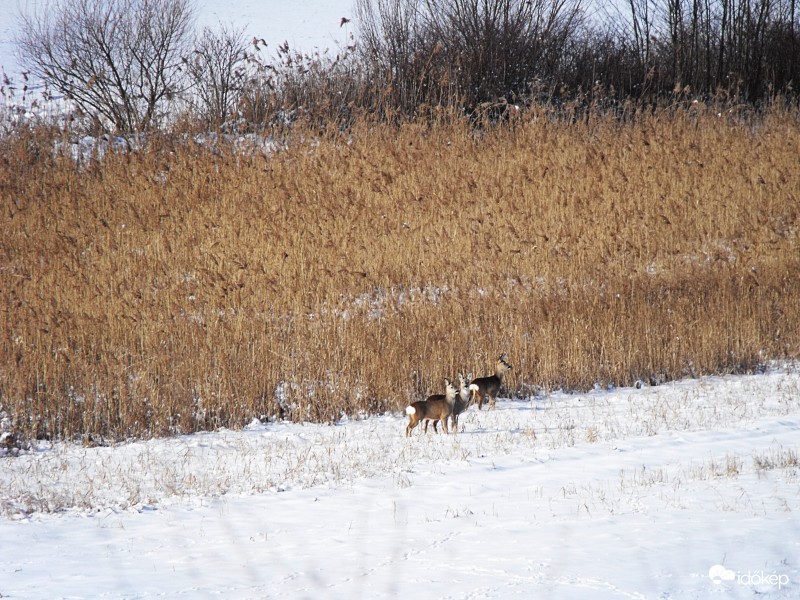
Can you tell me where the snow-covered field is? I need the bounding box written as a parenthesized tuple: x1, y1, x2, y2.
(2, 365, 799, 598)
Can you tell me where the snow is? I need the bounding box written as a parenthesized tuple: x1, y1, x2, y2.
(2, 366, 799, 598)
(1, 1, 799, 597)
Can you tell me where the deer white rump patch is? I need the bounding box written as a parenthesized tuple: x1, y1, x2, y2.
(469, 384, 479, 392)
(405, 405, 416, 415)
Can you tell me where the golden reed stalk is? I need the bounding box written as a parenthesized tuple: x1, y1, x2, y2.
(1, 107, 798, 441)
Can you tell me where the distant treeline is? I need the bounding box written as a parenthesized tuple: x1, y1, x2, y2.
(8, 0, 800, 133)
(355, 0, 800, 112)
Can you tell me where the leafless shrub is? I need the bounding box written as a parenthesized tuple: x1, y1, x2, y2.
(355, 0, 585, 115)
(238, 38, 366, 131)
(184, 24, 249, 130)
(356, 0, 451, 114)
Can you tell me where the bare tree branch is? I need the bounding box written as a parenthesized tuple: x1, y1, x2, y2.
(16, 0, 195, 132)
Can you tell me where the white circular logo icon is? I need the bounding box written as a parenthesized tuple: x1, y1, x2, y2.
(709, 564, 736, 584)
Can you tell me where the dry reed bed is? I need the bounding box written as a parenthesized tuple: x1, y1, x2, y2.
(1, 109, 799, 442)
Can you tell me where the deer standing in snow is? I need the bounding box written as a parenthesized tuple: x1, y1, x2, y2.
(470, 353, 512, 410)
(405, 378, 457, 437)
(449, 372, 473, 432)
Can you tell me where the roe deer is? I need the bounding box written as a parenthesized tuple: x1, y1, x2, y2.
(470, 353, 512, 410)
(405, 378, 457, 437)
(424, 375, 472, 433)
(449, 372, 473, 432)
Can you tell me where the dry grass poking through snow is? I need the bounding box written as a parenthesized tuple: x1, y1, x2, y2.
(1, 107, 799, 441)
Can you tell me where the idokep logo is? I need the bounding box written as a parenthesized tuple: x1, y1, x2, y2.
(709, 564, 790, 590)
(709, 564, 736, 584)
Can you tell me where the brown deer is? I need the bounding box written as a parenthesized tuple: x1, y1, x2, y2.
(430, 374, 472, 434)
(405, 378, 457, 437)
(470, 353, 512, 410)
(449, 372, 473, 432)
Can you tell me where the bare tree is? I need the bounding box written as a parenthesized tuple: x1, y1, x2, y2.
(422, 0, 585, 105)
(16, 0, 195, 132)
(184, 24, 249, 129)
(628, 0, 655, 80)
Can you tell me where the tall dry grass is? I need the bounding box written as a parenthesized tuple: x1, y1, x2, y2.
(1, 106, 799, 442)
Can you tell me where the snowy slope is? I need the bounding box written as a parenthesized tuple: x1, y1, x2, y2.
(2, 366, 799, 599)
